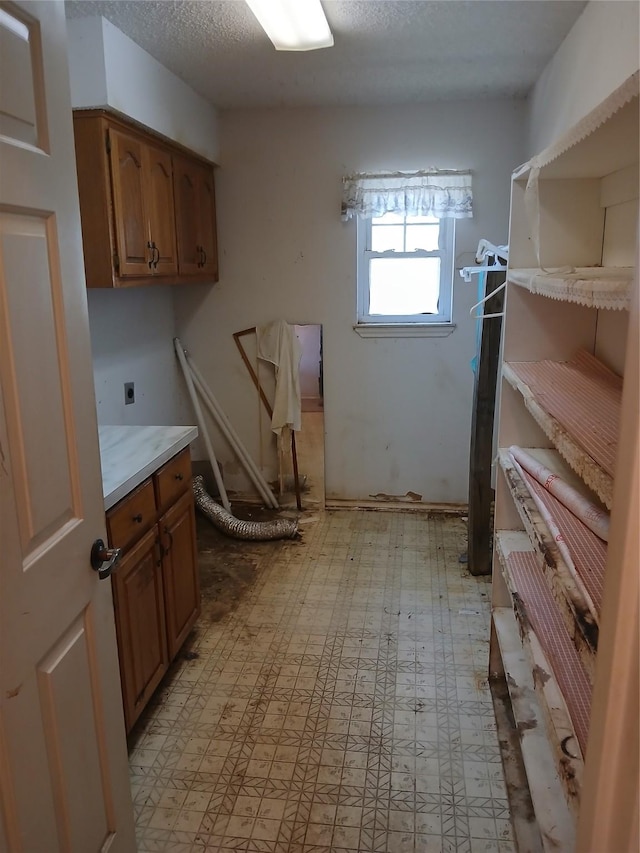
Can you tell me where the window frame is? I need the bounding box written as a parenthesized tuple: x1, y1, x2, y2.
(355, 214, 455, 332)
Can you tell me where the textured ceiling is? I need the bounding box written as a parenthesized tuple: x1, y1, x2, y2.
(64, 0, 587, 109)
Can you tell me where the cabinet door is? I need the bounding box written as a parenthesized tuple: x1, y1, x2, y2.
(174, 157, 218, 279)
(173, 156, 201, 275)
(196, 162, 219, 279)
(109, 127, 152, 277)
(111, 526, 168, 732)
(145, 142, 178, 276)
(159, 490, 200, 660)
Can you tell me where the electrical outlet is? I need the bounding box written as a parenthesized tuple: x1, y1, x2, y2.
(124, 382, 135, 405)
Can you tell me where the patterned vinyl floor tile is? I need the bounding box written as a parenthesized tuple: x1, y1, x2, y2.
(131, 511, 515, 853)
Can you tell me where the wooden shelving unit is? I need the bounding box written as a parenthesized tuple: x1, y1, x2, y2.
(490, 73, 639, 850)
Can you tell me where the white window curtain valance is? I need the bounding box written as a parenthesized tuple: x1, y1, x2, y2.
(341, 170, 473, 222)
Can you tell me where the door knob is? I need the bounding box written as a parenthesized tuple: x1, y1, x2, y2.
(91, 539, 121, 580)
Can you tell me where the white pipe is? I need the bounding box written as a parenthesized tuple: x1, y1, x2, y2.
(186, 361, 279, 509)
(174, 338, 231, 512)
(189, 369, 279, 510)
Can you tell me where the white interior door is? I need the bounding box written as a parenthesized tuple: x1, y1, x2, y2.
(0, 2, 136, 850)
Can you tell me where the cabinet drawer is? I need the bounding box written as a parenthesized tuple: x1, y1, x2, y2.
(107, 479, 157, 551)
(154, 448, 192, 512)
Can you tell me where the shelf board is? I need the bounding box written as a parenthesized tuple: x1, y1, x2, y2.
(503, 350, 621, 508)
(508, 450, 607, 620)
(499, 545, 592, 760)
(508, 267, 632, 311)
(492, 605, 577, 847)
(498, 451, 598, 681)
(495, 538, 594, 751)
(494, 539, 591, 812)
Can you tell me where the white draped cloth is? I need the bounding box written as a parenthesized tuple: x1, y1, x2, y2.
(256, 320, 302, 435)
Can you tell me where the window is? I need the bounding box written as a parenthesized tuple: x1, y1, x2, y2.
(356, 212, 454, 330)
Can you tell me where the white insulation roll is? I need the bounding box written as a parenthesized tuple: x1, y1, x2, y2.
(509, 446, 610, 542)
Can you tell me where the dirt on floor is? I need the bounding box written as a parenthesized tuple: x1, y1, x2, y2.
(128, 504, 297, 745)
(195, 505, 288, 623)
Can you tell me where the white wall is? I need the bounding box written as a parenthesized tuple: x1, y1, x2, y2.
(527, 1, 640, 155)
(65, 17, 108, 109)
(66, 16, 219, 430)
(67, 16, 220, 161)
(88, 287, 192, 426)
(175, 100, 526, 504)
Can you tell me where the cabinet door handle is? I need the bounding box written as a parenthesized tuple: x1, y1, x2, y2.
(174, 472, 184, 481)
(153, 245, 160, 268)
(132, 513, 143, 523)
(147, 241, 154, 269)
(163, 526, 173, 555)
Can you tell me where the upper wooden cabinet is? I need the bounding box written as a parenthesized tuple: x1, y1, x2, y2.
(73, 110, 218, 288)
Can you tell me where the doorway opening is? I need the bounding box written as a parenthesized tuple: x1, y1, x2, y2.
(294, 324, 324, 510)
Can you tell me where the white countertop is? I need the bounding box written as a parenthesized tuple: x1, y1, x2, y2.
(99, 425, 198, 510)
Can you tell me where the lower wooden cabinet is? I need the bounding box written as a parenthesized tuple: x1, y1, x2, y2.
(107, 448, 200, 732)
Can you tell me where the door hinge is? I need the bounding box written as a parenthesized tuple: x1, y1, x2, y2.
(113, 252, 120, 273)
(105, 130, 111, 154)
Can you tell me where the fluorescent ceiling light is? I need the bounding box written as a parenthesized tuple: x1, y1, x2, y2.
(246, 0, 334, 51)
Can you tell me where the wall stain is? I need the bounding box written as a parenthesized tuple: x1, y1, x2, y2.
(369, 490, 423, 502)
(532, 664, 551, 687)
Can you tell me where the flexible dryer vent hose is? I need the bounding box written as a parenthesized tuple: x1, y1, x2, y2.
(192, 475, 299, 541)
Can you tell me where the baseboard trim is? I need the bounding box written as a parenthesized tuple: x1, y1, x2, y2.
(324, 498, 468, 515)
(222, 493, 468, 516)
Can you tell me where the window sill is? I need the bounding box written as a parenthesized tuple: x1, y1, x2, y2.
(353, 323, 456, 338)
